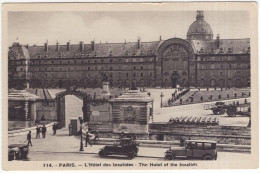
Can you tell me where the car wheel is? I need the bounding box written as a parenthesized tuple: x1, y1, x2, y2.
(99, 150, 107, 157)
(127, 152, 135, 160)
(203, 155, 213, 160)
(164, 153, 174, 160)
(15, 151, 22, 160)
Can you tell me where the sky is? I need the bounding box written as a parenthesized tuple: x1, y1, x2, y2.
(8, 10, 250, 46)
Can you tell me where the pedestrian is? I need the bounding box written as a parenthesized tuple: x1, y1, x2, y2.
(68, 123, 72, 136)
(27, 131, 33, 146)
(42, 125, 47, 138)
(53, 123, 57, 135)
(179, 136, 184, 146)
(94, 131, 99, 144)
(36, 126, 40, 138)
(85, 132, 92, 147)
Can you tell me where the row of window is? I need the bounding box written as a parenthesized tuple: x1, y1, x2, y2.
(27, 65, 151, 72)
(197, 56, 249, 61)
(33, 72, 153, 79)
(198, 70, 250, 78)
(198, 63, 250, 70)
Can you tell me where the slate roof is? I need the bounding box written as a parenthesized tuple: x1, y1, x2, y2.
(190, 38, 250, 54)
(26, 41, 163, 59)
(9, 38, 250, 60)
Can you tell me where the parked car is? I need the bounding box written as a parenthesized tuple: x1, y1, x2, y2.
(164, 140, 217, 160)
(8, 144, 29, 161)
(99, 138, 139, 159)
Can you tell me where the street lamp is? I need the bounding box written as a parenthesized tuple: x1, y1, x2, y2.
(79, 117, 84, 151)
(160, 92, 164, 108)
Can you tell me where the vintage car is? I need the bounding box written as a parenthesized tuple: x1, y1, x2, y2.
(99, 138, 139, 159)
(8, 144, 29, 161)
(164, 140, 217, 160)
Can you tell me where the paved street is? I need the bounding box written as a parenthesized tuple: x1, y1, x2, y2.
(8, 128, 251, 161)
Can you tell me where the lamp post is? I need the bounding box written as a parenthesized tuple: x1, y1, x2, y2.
(79, 117, 84, 151)
(160, 92, 164, 108)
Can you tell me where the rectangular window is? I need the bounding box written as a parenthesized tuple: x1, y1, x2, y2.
(126, 73, 128, 77)
(45, 68, 47, 71)
(141, 73, 143, 77)
(133, 73, 136, 77)
(141, 66, 143, 70)
(110, 66, 113, 70)
(88, 67, 90, 70)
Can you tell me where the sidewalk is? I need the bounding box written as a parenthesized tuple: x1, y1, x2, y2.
(8, 128, 166, 158)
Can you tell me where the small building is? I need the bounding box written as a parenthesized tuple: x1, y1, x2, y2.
(109, 90, 153, 136)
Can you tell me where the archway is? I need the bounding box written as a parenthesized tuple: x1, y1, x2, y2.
(199, 78, 205, 87)
(218, 79, 225, 88)
(210, 79, 216, 87)
(55, 89, 90, 128)
(235, 79, 242, 88)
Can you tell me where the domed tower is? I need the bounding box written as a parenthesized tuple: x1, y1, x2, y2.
(187, 11, 213, 40)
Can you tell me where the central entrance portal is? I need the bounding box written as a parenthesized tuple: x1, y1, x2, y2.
(56, 89, 89, 128)
(172, 78, 178, 88)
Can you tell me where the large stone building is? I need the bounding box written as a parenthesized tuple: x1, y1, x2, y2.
(8, 11, 250, 89)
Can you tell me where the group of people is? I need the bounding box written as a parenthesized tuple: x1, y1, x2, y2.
(26, 123, 59, 147)
(35, 125, 47, 138)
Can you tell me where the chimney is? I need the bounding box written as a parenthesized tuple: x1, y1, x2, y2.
(159, 35, 162, 41)
(91, 40, 95, 51)
(216, 34, 220, 49)
(67, 41, 70, 51)
(137, 37, 141, 49)
(44, 41, 48, 52)
(80, 41, 84, 52)
(56, 41, 60, 51)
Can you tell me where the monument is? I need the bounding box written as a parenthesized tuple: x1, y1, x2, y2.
(109, 89, 154, 138)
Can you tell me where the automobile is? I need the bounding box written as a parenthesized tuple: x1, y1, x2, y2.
(8, 144, 29, 161)
(164, 140, 217, 160)
(98, 138, 139, 159)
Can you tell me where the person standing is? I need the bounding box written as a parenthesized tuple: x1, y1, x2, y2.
(42, 125, 47, 138)
(68, 123, 72, 136)
(36, 126, 40, 138)
(27, 131, 33, 146)
(94, 131, 99, 144)
(85, 132, 92, 147)
(179, 136, 184, 146)
(53, 123, 57, 135)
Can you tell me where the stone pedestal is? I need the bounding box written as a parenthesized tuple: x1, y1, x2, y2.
(109, 90, 153, 138)
(101, 81, 111, 97)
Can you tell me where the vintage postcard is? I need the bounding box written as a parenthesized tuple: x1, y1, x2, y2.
(2, 2, 258, 171)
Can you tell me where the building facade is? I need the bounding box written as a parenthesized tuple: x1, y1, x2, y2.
(8, 11, 250, 89)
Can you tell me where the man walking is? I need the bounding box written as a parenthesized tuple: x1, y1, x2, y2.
(68, 123, 72, 136)
(27, 131, 33, 146)
(53, 123, 57, 135)
(85, 132, 92, 147)
(42, 125, 47, 138)
(36, 126, 40, 138)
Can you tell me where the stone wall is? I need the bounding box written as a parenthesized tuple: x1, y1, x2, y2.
(149, 123, 251, 145)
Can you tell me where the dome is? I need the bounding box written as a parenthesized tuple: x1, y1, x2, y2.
(187, 11, 213, 40)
